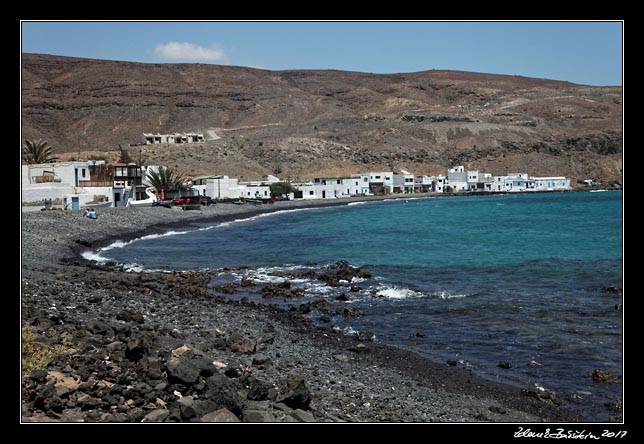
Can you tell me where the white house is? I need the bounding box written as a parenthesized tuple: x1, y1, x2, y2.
(447, 166, 468, 192)
(434, 175, 446, 193)
(503, 173, 535, 192)
(414, 175, 434, 193)
(368, 172, 394, 194)
(22, 161, 115, 210)
(298, 176, 369, 199)
(393, 170, 415, 193)
(533, 176, 571, 191)
(191, 175, 246, 199)
(141, 132, 205, 145)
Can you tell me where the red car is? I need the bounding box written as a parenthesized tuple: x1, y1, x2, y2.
(172, 196, 200, 206)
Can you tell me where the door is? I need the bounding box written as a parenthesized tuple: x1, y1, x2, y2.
(322, 190, 326, 199)
(71, 197, 79, 211)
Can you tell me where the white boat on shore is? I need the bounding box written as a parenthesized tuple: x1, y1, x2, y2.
(126, 187, 158, 207)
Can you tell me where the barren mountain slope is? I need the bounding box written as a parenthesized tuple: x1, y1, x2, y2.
(22, 53, 622, 184)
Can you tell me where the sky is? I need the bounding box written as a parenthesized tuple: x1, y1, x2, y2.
(21, 21, 623, 86)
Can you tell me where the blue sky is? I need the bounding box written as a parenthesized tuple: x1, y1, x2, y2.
(21, 21, 622, 86)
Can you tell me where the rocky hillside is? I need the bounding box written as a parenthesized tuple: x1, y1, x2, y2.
(22, 53, 622, 184)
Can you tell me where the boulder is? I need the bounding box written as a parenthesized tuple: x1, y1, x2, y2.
(125, 337, 148, 362)
(229, 334, 256, 354)
(141, 408, 169, 423)
(589, 368, 617, 382)
(201, 408, 240, 423)
(245, 377, 272, 401)
(242, 409, 275, 423)
(252, 354, 272, 368)
(116, 310, 144, 324)
(276, 374, 311, 410)
(203, 373, 244, 415)
(166, 355, 215, 386)
(87, 320, 114, 337)
(290, 409, 316, 422)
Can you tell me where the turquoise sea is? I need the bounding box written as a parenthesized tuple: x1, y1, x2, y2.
(100, 191, 623, 420)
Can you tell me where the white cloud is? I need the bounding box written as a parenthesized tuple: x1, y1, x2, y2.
(153, 41, 228, 63)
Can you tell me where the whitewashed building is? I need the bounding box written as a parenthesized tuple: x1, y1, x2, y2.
(503, 173, 535, 192)
(141, 132, 205, 145)
(368, 172, 394, 194)
(533, 176, 571, 191)
(22, 161, 148, 209)
(446, 166, 468, 192)
(393, 170, 415, 193)
(298, 175, 370, 199)
(190, 175, 282, 200)
(414, 175, 434, 193)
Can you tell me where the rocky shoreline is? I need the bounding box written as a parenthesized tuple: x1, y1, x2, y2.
(21, 197, 585, 423)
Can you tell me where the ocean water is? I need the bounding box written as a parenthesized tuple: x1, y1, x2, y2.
(99, 191, 623, 420)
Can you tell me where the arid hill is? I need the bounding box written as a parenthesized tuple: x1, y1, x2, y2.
(21, 53, 622, 184)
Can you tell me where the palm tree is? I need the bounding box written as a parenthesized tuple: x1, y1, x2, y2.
(22, 139, 57, 164)
(146, 167, 186, 199)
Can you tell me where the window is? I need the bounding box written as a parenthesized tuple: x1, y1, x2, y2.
(337, 180, 341, 184)
(385, 176, 391, 181)
(264, 191, 268, 196)
(309, 191, 314, 195)
(81, 169, 86, 178)
(375, 175, 381, 179)
(363, 177, 368, 182)
(355, 181, 359, 186)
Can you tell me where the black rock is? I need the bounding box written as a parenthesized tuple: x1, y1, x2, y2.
(116, 310, 145, 324)
(497, 362, 513, 369)
(336, 293, 349, 302)
(447, 359, 458, 367)
(87, 320, 114, 336)
(166, 356, 215, 386)
(29, 369, 48, 383)
(276, 374, 311, 410)
(125, 337, 147, 362)
(245, 377, 271, 401)
(203, 373, 244, 416)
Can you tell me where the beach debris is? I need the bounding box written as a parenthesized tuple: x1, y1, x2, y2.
(446, 359, 458, 367)
(212, 360, 227, 369)
(497, 361, 513, 369)
(527, 360, 543, 367)
(521, 385, 560, 404)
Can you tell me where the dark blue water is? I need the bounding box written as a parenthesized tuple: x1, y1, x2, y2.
(99, 191, 623, 420)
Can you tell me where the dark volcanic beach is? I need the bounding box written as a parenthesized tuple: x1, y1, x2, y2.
(21, 198, 587, 423)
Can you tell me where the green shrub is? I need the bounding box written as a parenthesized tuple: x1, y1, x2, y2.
(21, 325, 72, 376)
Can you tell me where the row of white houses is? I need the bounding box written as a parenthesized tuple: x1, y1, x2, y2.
(21, 160, 571, 209)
